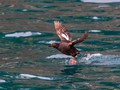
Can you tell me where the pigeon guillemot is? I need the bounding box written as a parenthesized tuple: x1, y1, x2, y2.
(50, 21, 88, 64)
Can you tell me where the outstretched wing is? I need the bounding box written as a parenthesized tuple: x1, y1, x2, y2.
(69, 32, 88, 46)
(54, 21, 71, 41)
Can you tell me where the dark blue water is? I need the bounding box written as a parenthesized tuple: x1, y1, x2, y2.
(0, 0, 120, 89)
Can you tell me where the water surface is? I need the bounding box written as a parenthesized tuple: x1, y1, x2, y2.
(0, 0, 120, 89)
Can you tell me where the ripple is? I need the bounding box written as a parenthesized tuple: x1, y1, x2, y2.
(59, 9, 74, 12)
(91, 10, 106, 13)
(0, 17, 38, 21)
(101, 30, 120, 35)
(0, 62, 19, 68)
(85, 40, 112, 46)
(59, 83, 90, 89)
(36, 5, 58, 9)
(54, 16, 113, 23)
(99, 82, 120, 88)
(101, 37, 120, 41)
(70, 29, 120, 35)
(16, 9, 44, 12)
(42, 16, 113, 24)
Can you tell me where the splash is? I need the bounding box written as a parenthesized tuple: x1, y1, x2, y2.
(82, 53, 102, 60)
(80, 53, 120, 65)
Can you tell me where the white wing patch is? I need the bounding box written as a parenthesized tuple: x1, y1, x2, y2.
(61, 33, 70, 41)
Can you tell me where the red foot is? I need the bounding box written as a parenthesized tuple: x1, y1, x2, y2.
(70, 57, 77, 65)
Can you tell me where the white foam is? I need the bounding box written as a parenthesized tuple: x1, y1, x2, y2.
(92, 16, 99, 20)
(46, 54, 72, 59)
(5, 31, 42, 38)
(82, 0, 120, 3)
(19, 74, 36, 79)
(82, 53, 102, 60)
(0, 79, 6, 83)
(89, 30, 101, 33)
(87, 53, 102, 57)
(22, 9, 28, 12)
(18, 74, 53, 80)
(38, 40, 57, 44)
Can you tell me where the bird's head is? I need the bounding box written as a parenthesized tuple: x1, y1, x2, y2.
(50, 43, 59, 48)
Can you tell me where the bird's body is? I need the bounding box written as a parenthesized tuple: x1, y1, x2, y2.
(51, 21, 88, 64)
(54, 41, 80, 57)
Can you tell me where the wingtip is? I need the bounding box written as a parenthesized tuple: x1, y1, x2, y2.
(82, 32, 88, 41)
(54, 21, 62, 29)
(84, 32, 88, 37)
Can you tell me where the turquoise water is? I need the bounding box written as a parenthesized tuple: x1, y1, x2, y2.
(0, 0, 120, 90)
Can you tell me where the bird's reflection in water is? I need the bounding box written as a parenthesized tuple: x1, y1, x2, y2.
(61, 65, 82, 75)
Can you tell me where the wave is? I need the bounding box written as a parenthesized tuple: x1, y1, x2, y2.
(4, 31, 42, 38)
(16, 74, 54, 80)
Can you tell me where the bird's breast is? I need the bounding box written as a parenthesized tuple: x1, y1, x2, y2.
(57, 42, 78, 56)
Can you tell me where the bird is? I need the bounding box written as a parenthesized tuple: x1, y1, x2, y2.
(50, 21, 88, 65)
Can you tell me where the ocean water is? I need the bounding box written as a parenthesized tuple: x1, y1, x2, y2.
(0, 0, 120, 90)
